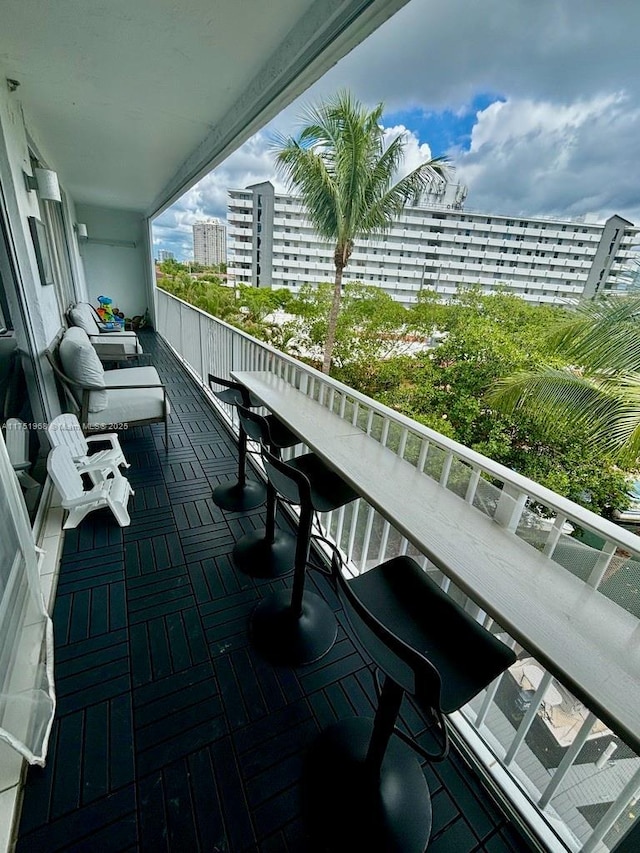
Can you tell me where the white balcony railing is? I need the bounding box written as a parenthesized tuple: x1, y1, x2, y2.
(155, 287, 640, 853)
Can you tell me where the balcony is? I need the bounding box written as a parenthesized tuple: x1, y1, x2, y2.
(13, 329, 535, 853)
(4, 290, 639, 851)
(4, 2, 636, 847)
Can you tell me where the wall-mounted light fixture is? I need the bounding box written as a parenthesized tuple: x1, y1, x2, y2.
(23, 167, 62, 202)
(75, 223, 88, 239)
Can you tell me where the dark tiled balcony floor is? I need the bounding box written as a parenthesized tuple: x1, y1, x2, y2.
(16, 332, 536, 853)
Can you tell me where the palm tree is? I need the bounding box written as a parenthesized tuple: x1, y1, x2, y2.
(272, 90, 449, 374)
(487, 295, 640, 466)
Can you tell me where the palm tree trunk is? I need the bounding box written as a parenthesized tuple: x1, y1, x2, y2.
(322, 262, 344, 374)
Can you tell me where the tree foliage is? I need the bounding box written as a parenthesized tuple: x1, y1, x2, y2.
(331, 288, 628, 515)
(487, 295, 640, 467)
(158, 269, 630, 516)
(272, 90, 449, 374)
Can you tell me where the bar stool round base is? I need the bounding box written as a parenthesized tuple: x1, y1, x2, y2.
(303, 717, 432, 853)
(232, 529, 297, 578)
(211, 479, 266, 512)
(250, 588, 337, 666)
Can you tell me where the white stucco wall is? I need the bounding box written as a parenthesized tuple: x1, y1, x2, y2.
(75, 205, 149, 318)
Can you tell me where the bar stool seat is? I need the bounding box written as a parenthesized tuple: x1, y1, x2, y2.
(208, 373, 266, 511)
(250, 446, 359, 666)
(233, 404, 300, 578)
(303, 555, 517, 852)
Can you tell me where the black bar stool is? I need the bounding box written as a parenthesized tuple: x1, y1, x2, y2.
(303, 554, 517, 853)
(232, 404, 300, 578)
(208, 373, 266, 512)
(250, 446, 359, 666)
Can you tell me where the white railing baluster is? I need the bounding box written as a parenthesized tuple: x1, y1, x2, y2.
(366, 409, 374, 435)
(359, 506, 376, 573)
(587, 540, 618, 588)
(380, 418, 390, 447)
(505, 672, 554, 766)
(398, 427, 408, 459)
(338, 392, 347, 420)
(581, 766, 640, 853)
(417, 438, 429, 473)
(439, 451, 453, 487)
(494, 484, 529, 532)
(346, 500, 360, 564)
(538, 711, 597, 809)
(465, 468, 481, 504)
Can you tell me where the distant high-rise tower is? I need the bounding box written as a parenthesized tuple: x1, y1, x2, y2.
(158, 249, 175, 262)
(193, 219, 227, 266)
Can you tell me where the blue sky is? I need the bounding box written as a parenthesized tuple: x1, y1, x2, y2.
(153, 0, 640, 261)
(383, 94, 503, 159)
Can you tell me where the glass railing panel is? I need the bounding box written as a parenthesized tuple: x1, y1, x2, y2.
(422, 442, 447, 482)
(599, 553, 640, 619)
(472, 473, 502, 519)
(382, 419, 408, 455)
(367, 410, 387, 443)
(402, 430, 424, 468)
(445, 456, 474, 500)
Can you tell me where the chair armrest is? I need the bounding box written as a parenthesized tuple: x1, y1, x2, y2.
(76, 458, 118, 475)
(85, 432, 119, 446)
(63, 483, 109, 507)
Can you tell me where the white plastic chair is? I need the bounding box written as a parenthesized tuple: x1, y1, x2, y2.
(47, 413, 130, 484)
(47, 444, 134, 529)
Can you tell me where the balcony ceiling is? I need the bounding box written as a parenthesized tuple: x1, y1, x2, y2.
(1, 0, 405, 215)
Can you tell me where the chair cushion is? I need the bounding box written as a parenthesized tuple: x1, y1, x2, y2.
(69, 303, 100, 334)
(84, 366, 169, 427)
(59, 327, 107, 412)
(88, 335, 143, 356)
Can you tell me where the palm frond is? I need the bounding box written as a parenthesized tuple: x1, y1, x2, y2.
(488, 365, 640, 463)
(548, 295, 640, 372)
(271, 90, 450, 252)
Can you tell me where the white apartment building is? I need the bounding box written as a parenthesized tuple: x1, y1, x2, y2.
(193, 218, 227, 266)
(227, 182, 639, 305)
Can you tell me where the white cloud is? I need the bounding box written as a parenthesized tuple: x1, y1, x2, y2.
(154, 0, 640, 256)
(382, 125, 435, 177)
(455, 93, 640, 222)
